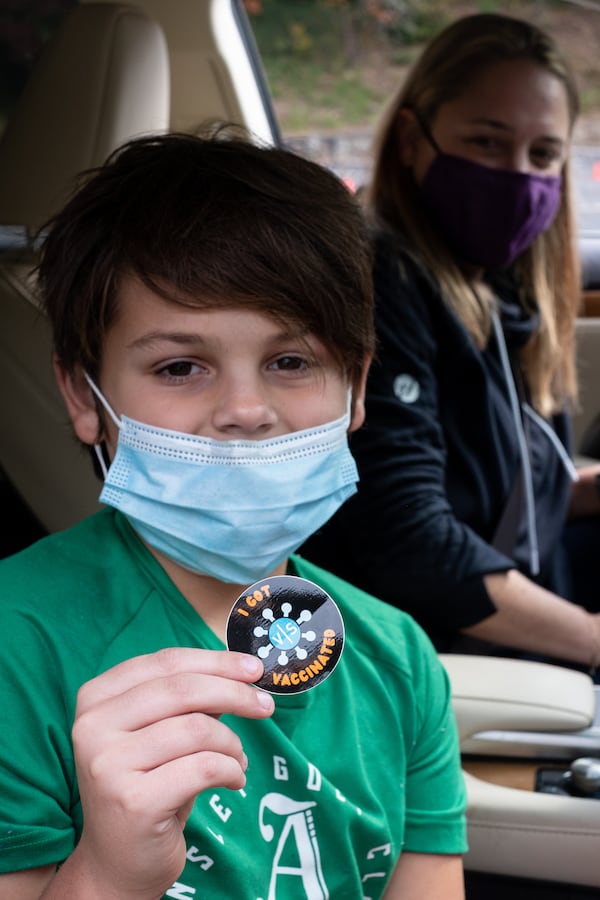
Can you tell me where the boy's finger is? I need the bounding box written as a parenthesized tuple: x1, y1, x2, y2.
(77, 672, 273, 733)
(84, 712, 248, 777)
(76, 648, 263, 712)
(137, 713, 248, 772)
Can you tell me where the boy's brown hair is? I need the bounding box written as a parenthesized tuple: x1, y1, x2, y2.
(38, 130, 374, 394)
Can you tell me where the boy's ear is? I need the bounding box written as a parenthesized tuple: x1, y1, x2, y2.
(53, 356, 101, 445)
(349, 354, 372, 433)
(397, 107, 422, 167)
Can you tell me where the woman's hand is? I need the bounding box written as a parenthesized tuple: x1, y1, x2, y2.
(474, 569, 600, 668)
(61, 648, 273, 899)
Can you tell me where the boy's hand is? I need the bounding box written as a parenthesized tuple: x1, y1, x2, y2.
(68, 648, 273, 898)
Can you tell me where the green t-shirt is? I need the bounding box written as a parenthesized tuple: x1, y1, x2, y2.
(0, 509, 466, 897)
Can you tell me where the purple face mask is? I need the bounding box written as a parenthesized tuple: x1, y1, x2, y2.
(418, 145, 562, 270)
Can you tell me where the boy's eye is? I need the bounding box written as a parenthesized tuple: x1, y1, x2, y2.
(157, 360, 201, 379)
(271, 354, 309, 372)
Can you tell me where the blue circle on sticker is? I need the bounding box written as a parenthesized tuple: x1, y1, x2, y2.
(268, 617, 301, 651)
(226, 575, 345, 694)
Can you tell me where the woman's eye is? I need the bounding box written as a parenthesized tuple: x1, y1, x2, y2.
(470, 135, 499, 151)
(531, 146, 561, 168)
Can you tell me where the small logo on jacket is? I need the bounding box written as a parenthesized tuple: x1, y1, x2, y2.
(393, 374, 419, 403)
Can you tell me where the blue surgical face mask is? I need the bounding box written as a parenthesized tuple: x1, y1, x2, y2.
(85, 375, 358, 584)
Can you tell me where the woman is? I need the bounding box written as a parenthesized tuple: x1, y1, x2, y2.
(301, 13, 600, 672)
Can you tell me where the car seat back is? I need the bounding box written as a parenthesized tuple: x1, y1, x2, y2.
(573, 317, 600, 459)
(0, 2, 170, 532)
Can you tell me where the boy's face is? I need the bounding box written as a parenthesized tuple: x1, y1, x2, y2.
(61, 274, 367, 453)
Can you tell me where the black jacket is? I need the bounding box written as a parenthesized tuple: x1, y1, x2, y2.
(301, 231, 573, 649)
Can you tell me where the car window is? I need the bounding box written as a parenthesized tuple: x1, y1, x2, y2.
(4, 1, 600, 233)
(245, 0, 600, 235)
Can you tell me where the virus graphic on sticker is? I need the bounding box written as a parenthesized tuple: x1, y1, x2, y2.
(226, 575, 344, 695)
(253, 603, 316, 664)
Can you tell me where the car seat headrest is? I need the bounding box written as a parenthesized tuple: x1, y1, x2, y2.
(0, 2, 170, 231)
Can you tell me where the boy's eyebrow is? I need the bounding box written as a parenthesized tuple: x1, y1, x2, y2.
(126, 330, 209, 350)
(126, 324, 308, 351)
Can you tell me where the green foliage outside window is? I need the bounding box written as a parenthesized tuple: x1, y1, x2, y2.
(245, 0, 600, 134)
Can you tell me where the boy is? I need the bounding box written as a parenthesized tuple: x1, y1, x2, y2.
(0, 132, 467, 899)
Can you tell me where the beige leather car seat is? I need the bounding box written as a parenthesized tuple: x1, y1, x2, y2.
(441, 654, 600, 887)
(0, 3, 169, 532)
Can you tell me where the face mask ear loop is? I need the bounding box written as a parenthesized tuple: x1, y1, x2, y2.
(346, 387, 353, 420)
(93, 444, 109, 480)
(83, 372, 122, 481)
(83, 372, 122, 429)
(409, 108, 443, 155)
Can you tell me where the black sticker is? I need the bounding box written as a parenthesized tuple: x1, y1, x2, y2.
(226, 575, 344, 695)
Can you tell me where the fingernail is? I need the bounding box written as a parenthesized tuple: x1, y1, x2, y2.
(256, 690, 274, 711)
(241, 655, 261, 676)
(242, 752, 249, 771)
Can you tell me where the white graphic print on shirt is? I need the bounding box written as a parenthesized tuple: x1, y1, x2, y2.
(166, 752, 395, 899)
(259, 793, 328, 899)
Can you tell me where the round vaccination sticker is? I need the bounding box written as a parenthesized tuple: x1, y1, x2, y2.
(226, 575, 345, 695)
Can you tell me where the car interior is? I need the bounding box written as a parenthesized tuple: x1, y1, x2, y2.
(1, 2, 600, 896)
